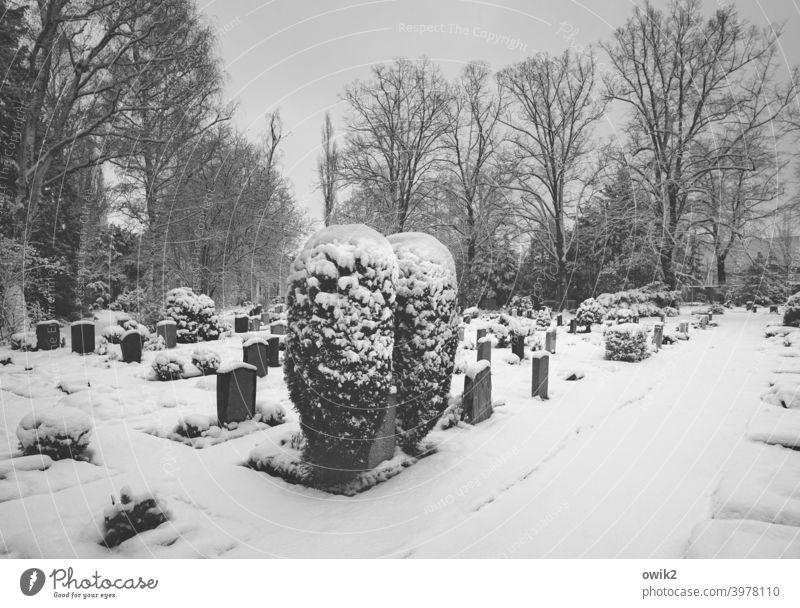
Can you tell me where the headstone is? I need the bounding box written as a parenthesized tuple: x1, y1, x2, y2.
(266, 336, 280, 367)
(36, 320, 61, 351)
(770, 305, 779, 314)
(659, 313, 666, 323)
(120, 330, 144, 363)
(234, 315, 249, 333)
(248, 317, 260, 332)
(746, 301, 753, 311)
(476, 327, 487, 342)
(652, 323, 664, 352)
(458, 326, 465, 342)
(463, 315, 471, 325)
(270, 321, 287, 336)
(556, 314, 563, 327)
(70, 320, 95, 354)
(366, 392, 397, 469)
(242, 338, 269, 377)
(545, 328, 556, 354)
(525, 310, 533, 319)
(511, 335, 525, 360)
(463, 362, 492, 424)
(699, 315, 709, 329)
(477, 336, 492, 363)
(569, 319, 577, 334)
(260, 311, 271, 325)
(752, 305, 758, 313)
(531, 351, 549, 400)
(511, 308, 518, 317)
(678, 321, 689, 333)
(707, 311, 713, 321)
(216, 362, 257, 425)
(156, 320, 177, 348)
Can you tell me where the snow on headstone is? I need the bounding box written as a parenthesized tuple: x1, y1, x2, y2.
(269, 320, 287, 336)
(242, 339, 268, 377)
(156, 319, 177, 348)
(216, 362, 257, 425)
(463, 360, 492, 424)
(545, 328, 557, 354)
(531, 351, 549, 400)
(388, 232, 459, 452)
(70, 320, 95, 354)
(36, 320, 61, 351)
(477, 335, 492, 363)
(285, 224, 397, 480)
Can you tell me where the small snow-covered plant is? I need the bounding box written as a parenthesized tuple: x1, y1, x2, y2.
(662, 306, 679, 317)
(164, 287, 224, 343)
(16, 406, 93, 460)
(102, 486, 170, 548)
(285, 224, 397, 481)
(143, 334, 165, 351)
(575, 298, 604, 328)
(534, 307, 552, 329)
(191, 348, 221, 375)
(709, 303, 725, 315)
(9, 332, 37, 351)
(174, 414, 215, 439)
(256, 402, 286, 426)
(151, 352, 185, 381)
(784, 292, 800, 327)
(101, 325, 124, 344)
(604, 323, 650, 362)
(389, 232, 459, 453)
(607, 308, 637, 323)
(96, 336, 110, 356)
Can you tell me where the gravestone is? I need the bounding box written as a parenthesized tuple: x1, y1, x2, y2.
(477, 336, 492, 363)
(752, 305, 758, 313)
(545, 328, 556, 354)
(556, 314, 563, 326)
(707, 311, 713, 321)
(463, 315, 471, 325)
(70, 320, 95, 354)
(36, 320, 61, 351)
(511, 308, 518, 317)
(216, 362, 257, 425)
(242, 338, 269, 377)
(511, 335, 525, 360)
(270, 321, 287, 336)
(476, 327, 486, 343)
(457, 326, 465, 342)
(248, 317, 260, 332)
(746, 301, 754, 311)
(770, 305, 779, 313)
(678, 321, 689, 334)
(659, 313, 666, 323)
(531, 351, 549, 400)
(266, 336, 280, 367)
(260, 311, 271, 325)
(525, 310, 533, 319)
(652, 323, 664, 352)
(462, 362, 492, 424)
(366, 392, 397, 469)
(234, 315, 249, 333)
(699, 315, 709, 329)
(569, 319, 577, 334)
(156, 320, 177, 349)
(120, 330, 144, 363)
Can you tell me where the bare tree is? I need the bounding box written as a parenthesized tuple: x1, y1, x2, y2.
(498, 49, 606, 306)
(317, 112, 338, 226)
(340, 57, 452, 232)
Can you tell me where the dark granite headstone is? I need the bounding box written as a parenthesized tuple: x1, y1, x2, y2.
(569, 319, 577, 334)
(248, 317, 260, 332)
(70, 321, 95, 354)
(476, 327, 487, 343)
(770, 305, 779, 313)
(463, 365, 492, 424)
(270, 321, 287, 336)
(216, 363, 257, 425)
(545, 329, 556, 354)
(511, 335, 525, 360)
(477, 337, 492, 363)
(556, 314, 563, 326)
(525, 310, 533, 319)
(653, 323, 664, 351)
(243, 339, 269, 377)
(752, 305, 758, 313)
(463, 315, 471, 325)
(260, 311, 271, 325)
(366, 392, 397, 469)
(234, 315, 249, 333)
(678, 321, 689, 334)
(156, 320, 177, 348)
(120, 331, 144, 363)
(531, 351, 549, 400)
(746, 301, 753, 311)
(266, 336, 280, 367)
(36, 321, 61, 351)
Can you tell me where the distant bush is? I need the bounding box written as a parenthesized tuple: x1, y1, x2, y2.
(164, 287, 223, 343)
(597, 282, 680, 316)
(604, 323, 650, 362)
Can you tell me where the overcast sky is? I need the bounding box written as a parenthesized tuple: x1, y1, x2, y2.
(200, 0, 800, 227)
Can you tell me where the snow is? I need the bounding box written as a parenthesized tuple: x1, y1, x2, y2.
(217, 361, 257, 374)
(156, 320, 177, 327)
(70, 320, 94, 326)
(0, 306, 796, 557)
(387, 231, 457, 279)
(465, 360, 491, 379)
(242, 337, 268, 347)
(296, 223, 396, 274)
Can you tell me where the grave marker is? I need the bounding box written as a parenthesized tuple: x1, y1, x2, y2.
(36, 320, 61, 351)
(242, 338, 269, 377)
(653, 323, 664, 351)
(266, 336, 280, 367)
(511, 335, 525, 360)
(457, 326, 465, 342)
(569, 319, 577, 334)
(545, 328, 556, 354)
(216, 362, 257, 425)
(248, 317, 260, 332)
(366, 392, 397, 469)
(120, 330, 144, 363)
(770, 305, 779, 313)
(462, 362, 492, 424)
(156, 320, 177, 349)
(70, 320, 95, 354)
(234, 315, 249, 333)
(531, 351, 549, 400)
(270, 321, 287, 336)
(556, 314, 563, 326)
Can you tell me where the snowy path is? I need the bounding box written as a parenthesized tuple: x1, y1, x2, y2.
(0, 310, 780, 557)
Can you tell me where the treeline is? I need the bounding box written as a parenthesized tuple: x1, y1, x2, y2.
(321, 0, 800, 307)
(0, 0, 308, 334)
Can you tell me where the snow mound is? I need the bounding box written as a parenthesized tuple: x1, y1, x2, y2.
(297, 223, 395, 273)
(387, 231, 457, 279)
(686, 519, 800, 558)
(466, 360, 491, 379)
(502, 353, 520, 365)
(762, 379, 800, 409)
(217, 361, 257, 375)
(16, 406, 93, 459)
(747, 404, 800, 448)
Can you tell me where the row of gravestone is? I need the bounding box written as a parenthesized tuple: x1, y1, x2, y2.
(233, 314, 287, 336)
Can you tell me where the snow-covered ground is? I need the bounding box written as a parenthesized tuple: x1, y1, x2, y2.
(1, 307, 797, 558)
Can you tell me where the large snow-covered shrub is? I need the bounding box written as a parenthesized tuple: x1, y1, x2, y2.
(102, 486, 170, 548)
(9, 332, 37, 351)
(784, 292, 800, 327)
(604, 323, 650, 362)
(151, 352, 185, 381)
(101, 325, 124, 344)
(575, 297, 604, 327)
(164, 287, 223, 343)
(191, 348, 221, 375)
(597, 282, 680, 316)
(284, 224, 397, 480)
(16, 406, 93, 460)
(388, 232, 458, 453)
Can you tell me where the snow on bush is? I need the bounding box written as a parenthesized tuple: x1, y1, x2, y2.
(255, 401, 286, 426)
(101, 325, 124, 344)
(151, 352, 185, 381)
(534, 307, 552, 329)
(164, 287, 223, 343)
(191, 348, 221, 375)
(604, 323, 650, 362)
(490, 314, 532, 347)
(388, 232, 458, 453)
(10, 332, 37, 351)
(175, 414, 215, 438)
(662, 306, 679, 317)
(607, 308, 638, 323)
(784, 292, 800, 327)
(284, 224, 397, 480)
(575, 297, 604, 328)
(102, 486, 170, 548)
(16, 406, 93, 460)
(143, 334, 165, 351)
